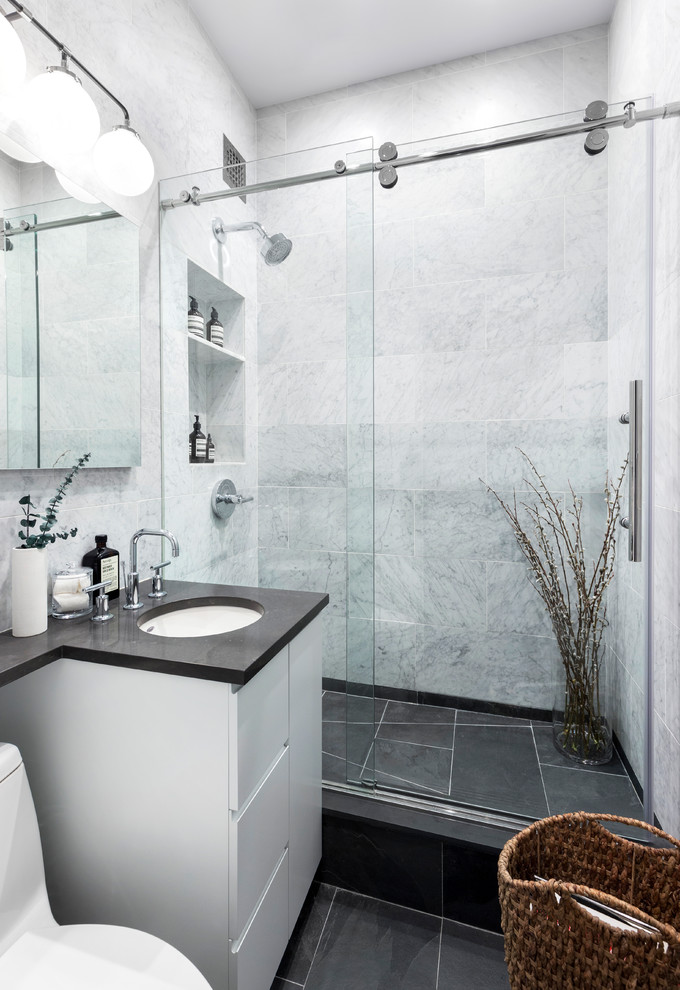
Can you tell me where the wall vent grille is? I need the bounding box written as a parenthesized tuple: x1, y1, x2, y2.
(223, 136, 246, 202)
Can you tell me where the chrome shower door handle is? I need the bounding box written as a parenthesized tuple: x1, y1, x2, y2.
(620, 380, 643, 562)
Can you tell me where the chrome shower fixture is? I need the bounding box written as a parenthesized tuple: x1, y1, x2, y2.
(212, 217, 292, 266)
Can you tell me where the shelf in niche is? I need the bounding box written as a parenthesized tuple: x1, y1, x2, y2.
(186, 259, 246, 465)
(188, 333, 245, 366)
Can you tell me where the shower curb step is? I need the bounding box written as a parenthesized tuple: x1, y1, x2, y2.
(320, 785, 529, 933)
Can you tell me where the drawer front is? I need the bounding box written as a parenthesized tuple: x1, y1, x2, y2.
(229, 744, 289, 936)
(229, 848, 289, 990)
(229, 645, 288, 810)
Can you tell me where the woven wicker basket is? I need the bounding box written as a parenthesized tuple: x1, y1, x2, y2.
(498, 812, 680, 990)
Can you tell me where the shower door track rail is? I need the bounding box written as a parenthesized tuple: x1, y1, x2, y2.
(160, 99, 680, 209)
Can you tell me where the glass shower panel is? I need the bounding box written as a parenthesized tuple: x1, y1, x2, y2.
(4, 213, 38, 468)
(346, 145, 375, 786)
(369, 103, 651, 820)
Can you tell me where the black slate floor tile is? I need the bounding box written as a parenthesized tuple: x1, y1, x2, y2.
(437, 919, 510, 989)
(277, 883, 336, 985)
(450, 725, 548, 818)
(383, 700, 456, 724)
(532, 723, 627, 775)
(304, 888, 441, 990)
(323, 690, 386, 724)
(456, 708, 531, 727)
(372, 738, 452, 796)
(377, 720, 455, 748)
(540, 763, 643, 818)
(323, 719, 373, 767)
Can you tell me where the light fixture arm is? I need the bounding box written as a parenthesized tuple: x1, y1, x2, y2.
(1, 0, 130, 124)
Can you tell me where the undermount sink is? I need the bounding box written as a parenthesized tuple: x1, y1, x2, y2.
(138, 598, 264, 638)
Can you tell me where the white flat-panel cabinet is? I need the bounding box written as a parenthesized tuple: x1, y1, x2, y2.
(0, 616, 322, 990)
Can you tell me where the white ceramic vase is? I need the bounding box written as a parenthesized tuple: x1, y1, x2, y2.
(11, 546, 48, 637)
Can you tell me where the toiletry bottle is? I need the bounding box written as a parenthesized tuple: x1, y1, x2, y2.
(82, 535, 120, 600)
(188, 297, 205, 339)
(189, 414, 207, 462)
(206, 433, 215, 463)
(206, 308, 224, 347)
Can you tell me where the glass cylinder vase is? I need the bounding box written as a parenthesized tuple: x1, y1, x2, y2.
(552, 645, 613, 765)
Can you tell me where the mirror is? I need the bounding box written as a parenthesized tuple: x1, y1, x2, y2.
(0, 146, 141, 469)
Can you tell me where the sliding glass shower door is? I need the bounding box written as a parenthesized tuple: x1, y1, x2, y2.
(365, 102, 653, 822)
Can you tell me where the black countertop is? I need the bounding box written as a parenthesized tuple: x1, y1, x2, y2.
(0, 580, 329, 688)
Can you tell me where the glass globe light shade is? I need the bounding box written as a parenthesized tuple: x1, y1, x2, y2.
(93, 125, 154, 197)
(55, 170, 100, 204)
(0, 15, 26, 98)
(0, 128, 40, 162)
(20, 67, 100, 155)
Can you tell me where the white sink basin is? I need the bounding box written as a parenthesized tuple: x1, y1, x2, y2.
(139, 600, 263, 638)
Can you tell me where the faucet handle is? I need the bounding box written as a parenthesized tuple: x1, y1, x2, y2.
(84, 580, 114, 623)
(149, 560, 171, 599)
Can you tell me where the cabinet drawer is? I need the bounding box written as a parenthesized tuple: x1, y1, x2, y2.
(229, 744, 289, 936)
(229, 848, 289, 990)
(229, 645, 288, 810)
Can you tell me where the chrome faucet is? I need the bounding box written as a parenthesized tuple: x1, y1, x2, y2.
(123, 528, 180, 610)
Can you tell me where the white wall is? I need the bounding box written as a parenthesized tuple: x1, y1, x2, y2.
(0, 0, 257, 629)
(608, 0, 680, 833)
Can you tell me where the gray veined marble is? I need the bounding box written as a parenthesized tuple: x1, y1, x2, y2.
(485, 267, 607, 349)
(420, 557, 487, 629)
(415, 491, 522, 562)
(486, 561, 553, 637)
(413, 197, 564, 285)
(259, 425, 347, 488)
(289, 488, 347, 552)
(374, 281, 486, 357)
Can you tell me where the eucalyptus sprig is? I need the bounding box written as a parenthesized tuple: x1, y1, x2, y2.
(17, 452, 91, 550)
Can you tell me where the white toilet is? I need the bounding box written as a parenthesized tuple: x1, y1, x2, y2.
(0, 742, 213, 989)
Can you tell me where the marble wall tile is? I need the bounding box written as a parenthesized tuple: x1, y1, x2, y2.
(374, 424, 421, 490)
(485, 135, 607, 208)
(419, 422, 486, 492)
(258, 547, 347, 615)
(415, 491, 521, 562)
(420, 346, 564, 423)
(485, 268, 607, 349)
(374, 220, 414, 291)
(257, 363, 288, 427)
(289, 488, 347, 552)
(654, 714, 680, 838)
(285, 85, 414, 153)
(257, 487, 289, 549)
(485, 25, 608, 66)
(374, 281, 486, 356)
(565, 191, 608, 271)
(487, 561, 553, 637)
(414, 198, 564, 284)
(374, 356, 420, 424)
(258, 295, 346, 365)
(415, 626, 556, 708)
(348, 552, 374, 619)
(347, 488, 373, 555)
(563, 37, 610, 111)
(412, 49, 565, 140)
(374, 554, 421, 624)
(375, 620, 417, 691)
(564, 341, 608, 418)
(375, 490, 415, 555)
(373, 157, 485, 226)
(259, 425, 346, 487)
(287, 360, 346, 425)
(486, 418, 608, 493)
(420, 557, 487, 629)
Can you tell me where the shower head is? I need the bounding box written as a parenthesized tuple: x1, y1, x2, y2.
(211, 217, 293, 266)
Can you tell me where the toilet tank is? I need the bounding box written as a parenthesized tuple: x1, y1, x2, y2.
(0, 743, 55, 954)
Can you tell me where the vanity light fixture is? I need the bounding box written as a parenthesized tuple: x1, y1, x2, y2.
(55, 169, 101, 205)
(0, 0, 154, 195)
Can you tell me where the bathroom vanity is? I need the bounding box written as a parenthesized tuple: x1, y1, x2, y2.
(0, 581, 328, 990)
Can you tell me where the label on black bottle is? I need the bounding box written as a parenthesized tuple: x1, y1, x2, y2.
(100, 555, 118, 593)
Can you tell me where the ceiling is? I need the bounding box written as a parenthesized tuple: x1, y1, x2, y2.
(188, 0, 615, 109)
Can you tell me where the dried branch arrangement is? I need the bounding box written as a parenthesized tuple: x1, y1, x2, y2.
(485, 451, 628, 763)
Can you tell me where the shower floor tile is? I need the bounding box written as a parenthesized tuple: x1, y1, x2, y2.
(322, 691, 644, 822)
(272, 883, 509, 990)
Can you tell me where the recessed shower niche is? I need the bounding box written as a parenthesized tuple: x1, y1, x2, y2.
(186, 260, 245, 464)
